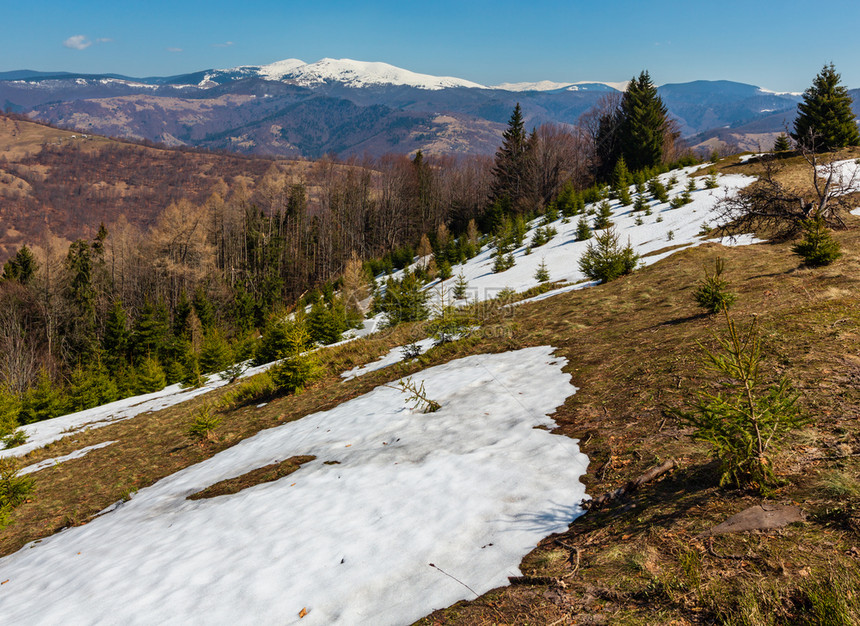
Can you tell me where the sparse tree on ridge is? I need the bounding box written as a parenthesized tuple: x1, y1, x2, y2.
(618, 71, 675, 172)
(490, 103, 534, 212)
(792, 63, 860, 151)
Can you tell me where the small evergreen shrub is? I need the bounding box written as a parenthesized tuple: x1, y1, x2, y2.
(704, 168, 719, 189)
(436, 260, 453, 281)
(530, 225, 557, 248)
(534, 259, 550, 282)
(2, 430, 27, 449)
(792, 215, 842, 267)
(187, 404, 221, 443)
(669, 190, 693, 208)
(392, 377, 440, 413)
(694, 258, 737, 314)
(0, 387, 21, 438)
(452, 273, 469, 300)
(593, 201, 613, 229)
(135, 357, 167, 394)
(578, 227, 639, 283)
(492, 250, 515, 273)
(648, 178, 670, 203)
(198, 330, 233, 374)
(372, 270, 430, 327)
(270, 354, 320, 395)
(575, 216, 592, 241)
(677, 311, 803, 492)
(0, 458, 35, 527)
(401, 341, 423, 360)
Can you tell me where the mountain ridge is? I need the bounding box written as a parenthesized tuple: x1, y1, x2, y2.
(0, 57, 818, 158)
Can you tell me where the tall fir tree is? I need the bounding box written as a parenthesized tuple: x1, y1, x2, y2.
(792, 63, 860, 151)
(63, 239, 98, 358)
(102, 300, 130, 372)
(618, 71, 673, 172)
(490, 103, 533, 213)
(1, 246, 38, 285)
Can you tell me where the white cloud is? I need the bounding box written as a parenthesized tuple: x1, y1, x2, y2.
(166, 47, 183, 53)
(95, 37, 113, 44)
(212, 41, 234, 48)
(63, 35, 91, 50)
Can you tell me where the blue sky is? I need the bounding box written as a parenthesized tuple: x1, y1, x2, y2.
(5, 0, 860, 91)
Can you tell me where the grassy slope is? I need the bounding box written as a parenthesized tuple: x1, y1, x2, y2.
(3, 157, 860, 623)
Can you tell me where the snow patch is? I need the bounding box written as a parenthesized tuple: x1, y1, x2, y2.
(0, 347, 587, 625)
(18, 441, 117, 476)
(340, 338, 436, 381)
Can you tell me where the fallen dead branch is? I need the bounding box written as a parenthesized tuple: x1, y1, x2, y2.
(583, 458, 677, 510)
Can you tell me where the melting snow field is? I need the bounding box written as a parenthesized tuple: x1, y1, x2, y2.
(0, 347, 587, 625)
(381, 165, 758, 312)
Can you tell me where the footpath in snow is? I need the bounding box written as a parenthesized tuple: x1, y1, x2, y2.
(0, 347, 587, 625)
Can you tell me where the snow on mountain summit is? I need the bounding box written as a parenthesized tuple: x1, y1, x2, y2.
(228, 57, 486, 90)
(256, 58, 307, 80)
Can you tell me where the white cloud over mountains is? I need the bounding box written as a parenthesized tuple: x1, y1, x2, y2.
(63, 35, 91, 50)
(63, 35, 112, 50)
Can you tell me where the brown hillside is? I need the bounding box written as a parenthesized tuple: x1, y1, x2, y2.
(0, 115, 355, 263)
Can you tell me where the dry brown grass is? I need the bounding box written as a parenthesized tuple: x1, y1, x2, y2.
(186, 455, 316, 500)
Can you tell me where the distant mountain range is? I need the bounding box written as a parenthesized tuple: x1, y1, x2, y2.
(1, 57, 853, 158)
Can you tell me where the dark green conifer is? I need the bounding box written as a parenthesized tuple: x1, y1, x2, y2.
(792, 64, 860, 151)
(135, 357, 167, 394)
(575, 216, 592, 241)
(773, 133, 791, 152)
(20, 370, 63, 424)
(619, 71, 673, 171)
(193, 287, 216, 331)
(490, 103, 533, 212)
(792, 215, 842, 267)
(198, 329, 233, 374)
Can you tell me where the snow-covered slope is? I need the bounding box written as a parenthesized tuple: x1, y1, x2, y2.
(0, 347, 587, 625)
(376, 164, 759, 319)
(491, 80, 626, 92)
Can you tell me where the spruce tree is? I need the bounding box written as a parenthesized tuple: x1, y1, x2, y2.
(792, 63, 860, 151)
(453, 273, 469, 300)
(0, 246, 38, 285)
(575, 216, 592, 241)
(490, 103, 533, 212)
(593, 201, 613, 230)
(535, 259, 550, 282)
(0, 387, 21, 438)
(132, 299, 169, 362)
(135, 357, 167, 394)
(792, 215, 842, 267)
(192, 287, 216, 331)
(307, 301, 343, 345)
(619, 71, 673, 172)
(611, 156, 633, 205)
(578, 227, 639, 283)
(20, 370, 63, 424)
(773, 133, 791, 152)
(198, 329, 233, 374)
(173, 290, 193, 339)
(103, 300, 130, 372)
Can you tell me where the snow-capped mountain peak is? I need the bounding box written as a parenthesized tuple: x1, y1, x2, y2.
(256, 58, 307, 80)
(219, 57, 486, 90)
